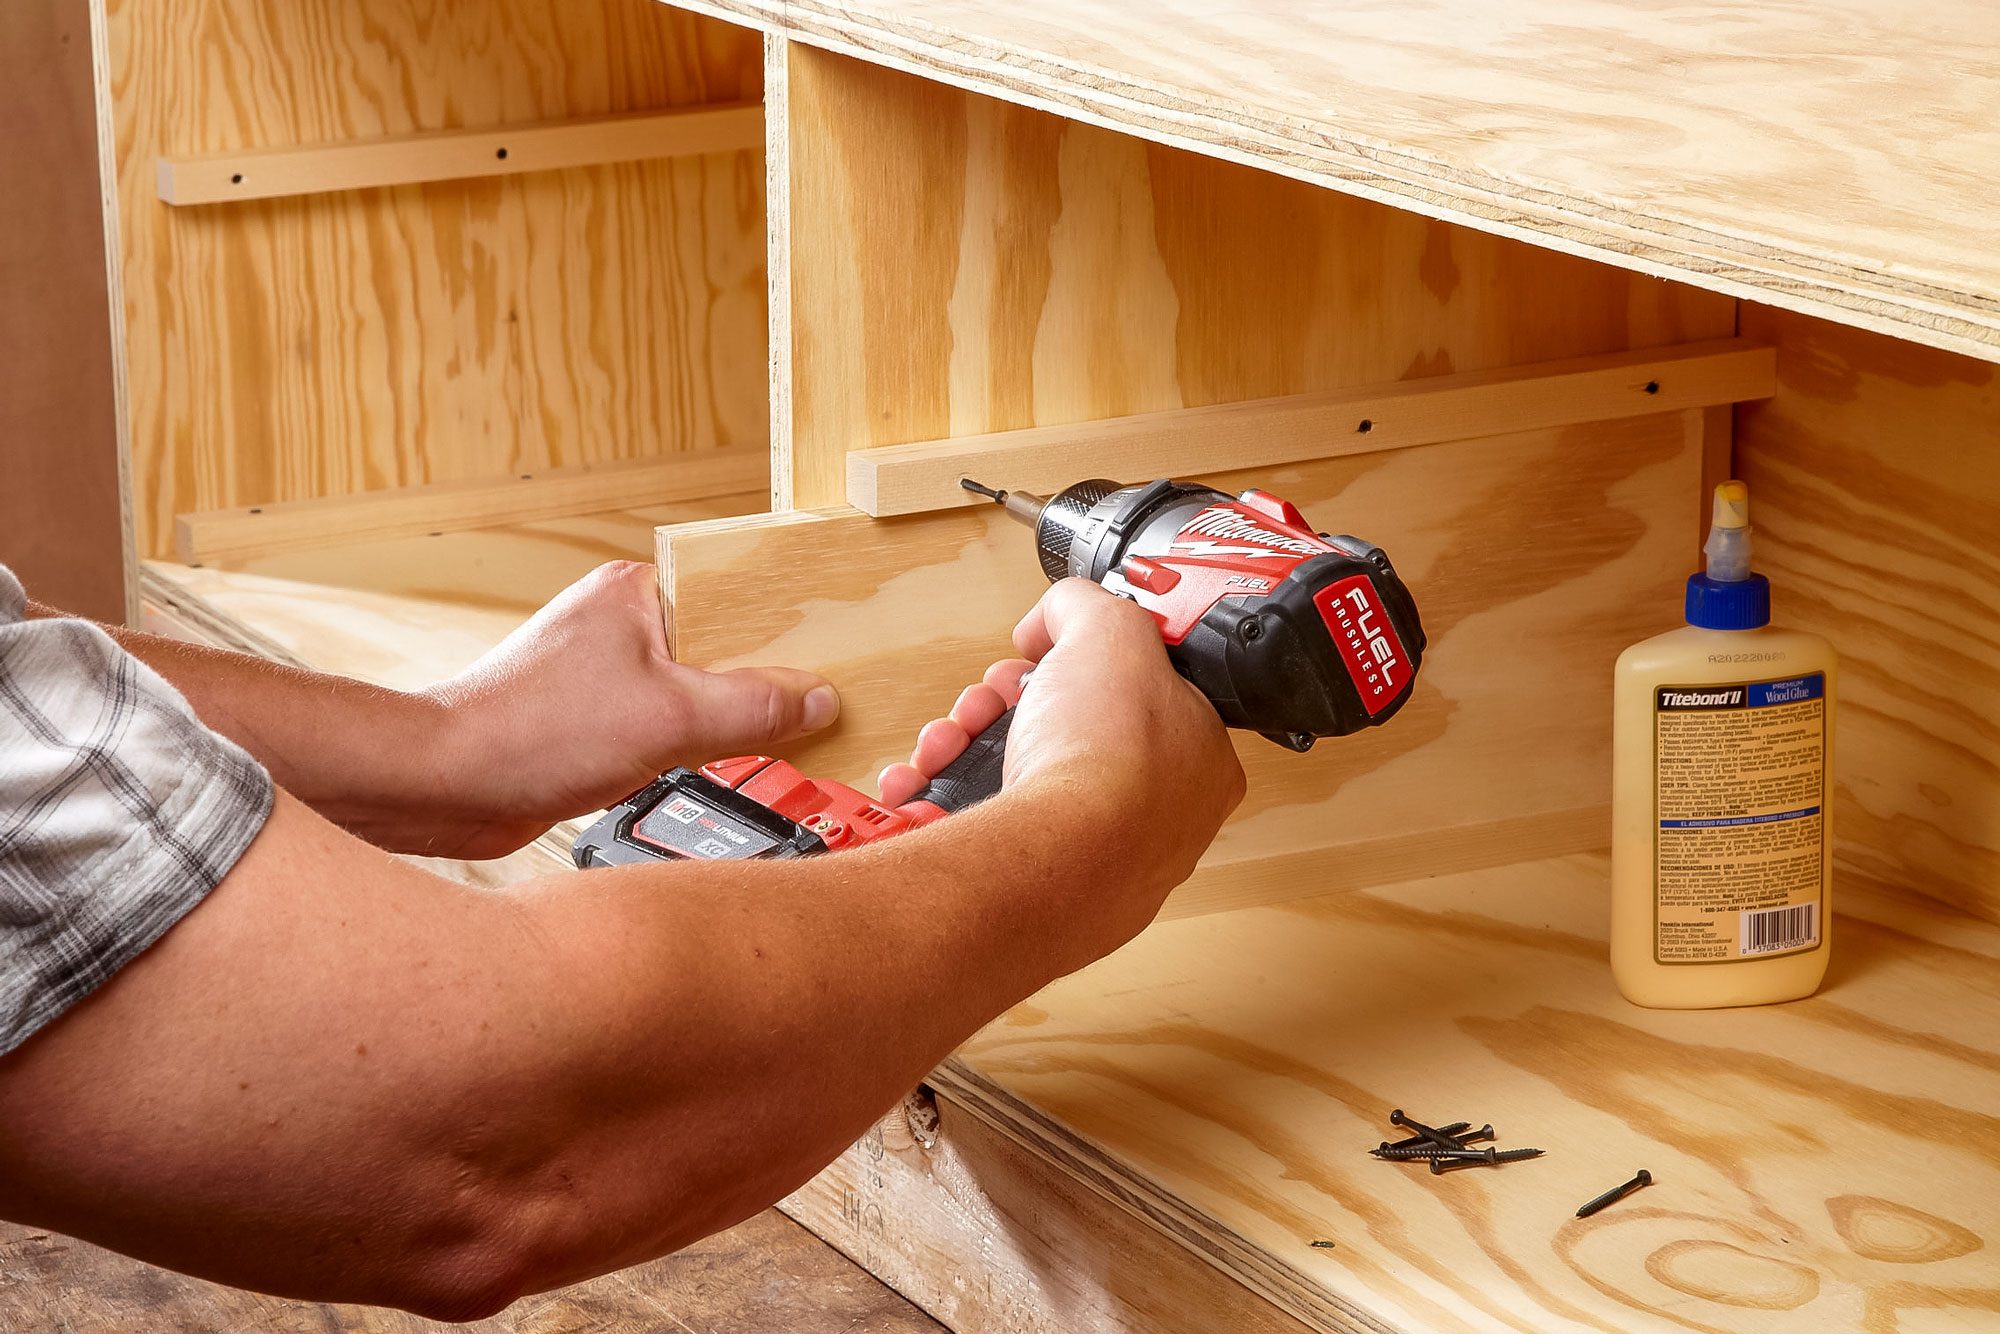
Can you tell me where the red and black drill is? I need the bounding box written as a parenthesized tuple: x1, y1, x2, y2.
(573, 477, 1425, 868)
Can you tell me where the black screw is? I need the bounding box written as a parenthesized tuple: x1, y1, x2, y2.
(1378, 1143, 1541, 1163)
(1428, 1148, 1545, 1174)
(1388, 1109, 1462, 1151)
(1575, 1169, 1652, 1218)
(1375, 1144, 1480, 1161)
(1240, 617, 1265, 641)
(1383, 1120, 1470, 1151)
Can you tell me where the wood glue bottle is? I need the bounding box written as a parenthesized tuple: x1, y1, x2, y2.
(1611, 481, 1835, 1008)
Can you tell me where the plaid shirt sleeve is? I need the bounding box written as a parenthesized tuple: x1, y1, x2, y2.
(0, 564, 273, 1057)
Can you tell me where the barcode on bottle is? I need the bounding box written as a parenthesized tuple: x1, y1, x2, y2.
(1741, 902, 1818, 956)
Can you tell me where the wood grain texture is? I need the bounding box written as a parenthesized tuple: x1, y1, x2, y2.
(662, 410, 1708, 919)
(762, 32, 797, 509)
(0, 0, 132, 622)
(778, 47, 1736, 510)
(849, 340, 1774, 517)
(102, 0, 769, 557)
(944, 855, 2000, 1331)
(670, 0, 2000, 363)
(175, 446, 769, 562)
(0, 1200, 940, 1331)
(1736, 305, 2000, 925)
(158, 103, 765, 205)
(781, 1091, 1321, 1334)
(146, 495, 760, 693)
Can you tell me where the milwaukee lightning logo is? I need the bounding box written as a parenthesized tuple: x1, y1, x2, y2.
(1313, 575, 1411, 715)
(1171, 506, 1332, 560)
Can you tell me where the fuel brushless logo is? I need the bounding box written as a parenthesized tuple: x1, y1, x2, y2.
(1171, 505, 1332, 559)
(1313, 576, 1410, 714)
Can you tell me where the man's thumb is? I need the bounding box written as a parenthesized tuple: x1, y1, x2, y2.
(677, 667, 840, 753)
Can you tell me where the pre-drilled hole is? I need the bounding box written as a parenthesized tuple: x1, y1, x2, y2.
(1644, 380, 1661, 394)
(495, 147, 509, 160)
(1357, 418, 1373, 433)
(247, 506, 262, 514)
(231, 173, 244, 184)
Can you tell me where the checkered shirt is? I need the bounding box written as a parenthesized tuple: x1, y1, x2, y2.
(0, 564, 271, 1057)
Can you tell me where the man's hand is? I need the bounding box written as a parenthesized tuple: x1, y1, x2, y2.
(421, 562, 839, 856)
(65, 561, 836, 860)
(882, 578, 1244, 970)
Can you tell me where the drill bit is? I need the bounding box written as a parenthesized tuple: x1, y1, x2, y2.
(961, 477, 1049, 530)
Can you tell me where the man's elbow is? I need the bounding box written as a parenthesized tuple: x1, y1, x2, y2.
(381, 1237, 542, 1323)
(366, 1174, 589, 1321)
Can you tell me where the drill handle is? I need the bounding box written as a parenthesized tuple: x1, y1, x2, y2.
(908, 707, 1013, 817)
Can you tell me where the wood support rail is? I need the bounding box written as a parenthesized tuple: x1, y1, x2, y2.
(156, 102, 763, 206)
(846, 339, 1774, 517)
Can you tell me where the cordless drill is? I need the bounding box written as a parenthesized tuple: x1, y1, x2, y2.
(572, 477, 1425, 868)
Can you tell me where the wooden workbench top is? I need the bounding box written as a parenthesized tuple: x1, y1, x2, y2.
(667, 0, 2000, 364)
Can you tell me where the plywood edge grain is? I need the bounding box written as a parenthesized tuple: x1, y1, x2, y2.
(919, 1063, 1388, 1333)
(764, 34, 798, 511)
(177, 450, 770, 564)
(156, 103, 764, 206)
(658, 1, 2000, 365)
(847, 340, 1773, 516)
(783, 1085, 1346, 1333)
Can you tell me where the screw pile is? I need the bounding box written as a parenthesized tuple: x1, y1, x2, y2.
(1370, 1109, 1544, 1173)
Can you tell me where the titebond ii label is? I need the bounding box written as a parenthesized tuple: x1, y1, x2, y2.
(1653, 673, 1826, 964)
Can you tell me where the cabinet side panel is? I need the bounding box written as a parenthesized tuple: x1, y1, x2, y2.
(1737, 305, 2000, 923)
(782, 48, 1736, 508)
(105, 0, 767, 556)
(2, 0, 130, 621)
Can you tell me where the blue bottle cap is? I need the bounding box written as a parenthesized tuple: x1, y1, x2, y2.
(1685, 572, 1770, 630)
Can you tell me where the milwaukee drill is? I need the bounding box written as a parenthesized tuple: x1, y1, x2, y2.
(572, 477, 1425, 867)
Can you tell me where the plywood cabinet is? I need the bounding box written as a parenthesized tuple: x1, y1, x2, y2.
(98, 0, 772, 567)
(103, 2, 2000, 1330)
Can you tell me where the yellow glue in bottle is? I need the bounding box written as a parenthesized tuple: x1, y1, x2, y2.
(1611, 481, 1835, 1008)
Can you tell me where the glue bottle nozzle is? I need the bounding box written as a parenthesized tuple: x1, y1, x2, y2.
(1704, 480, 1753, 582)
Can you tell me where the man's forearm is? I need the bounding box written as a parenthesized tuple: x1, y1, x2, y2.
(501, 773, 1111, 1286)
(0, 778, 1121, 1317)
(28, 600, 492, 853)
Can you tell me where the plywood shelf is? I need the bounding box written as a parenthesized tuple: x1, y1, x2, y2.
(666, 0, 2000, 365)
(175, 448, 770, 564)
(849, 853, 2000, 1332)
(143, 495, 764, 690)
